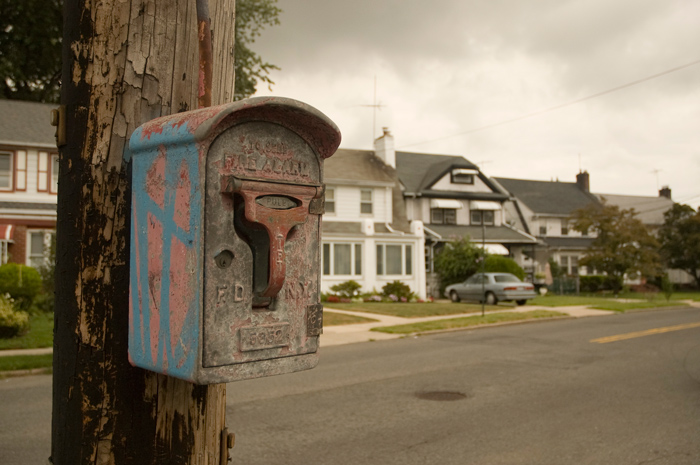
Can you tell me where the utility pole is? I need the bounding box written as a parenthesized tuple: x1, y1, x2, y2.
(52, 1, 235, 464)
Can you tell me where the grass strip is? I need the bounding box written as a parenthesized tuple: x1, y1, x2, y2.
(324, 302, 504, 318)
(0, 353, 53, 372)
(324, 311, 378, 326)
(591, 300, 686, 312)
(0, 312, 54, 350)
(371, 310, 567, 334)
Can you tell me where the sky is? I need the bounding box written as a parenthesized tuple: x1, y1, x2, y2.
(250, 0, 700, 208)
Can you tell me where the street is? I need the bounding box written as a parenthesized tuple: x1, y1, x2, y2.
(2, 307, 700, 464)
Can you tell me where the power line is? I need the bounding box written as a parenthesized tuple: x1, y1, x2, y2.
(398, 58, 700, 149)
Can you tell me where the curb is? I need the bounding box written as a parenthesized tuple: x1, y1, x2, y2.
(0, 367, 52, 379)
(371, 315, 577, 338)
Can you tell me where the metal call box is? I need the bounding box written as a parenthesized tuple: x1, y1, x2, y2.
(128, 97, 341, 384)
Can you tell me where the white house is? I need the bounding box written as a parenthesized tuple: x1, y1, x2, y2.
(322, 135, 426, 298)
(0, 100, 58, 266)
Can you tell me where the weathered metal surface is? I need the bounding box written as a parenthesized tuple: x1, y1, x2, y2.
(129, 97, 340, 384)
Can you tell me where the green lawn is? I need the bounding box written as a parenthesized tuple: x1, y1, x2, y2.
(323, 301, 504, 318)
(0, 353, 53, 373)
(371, 310, 567, 334)
(324, 311, 378, 326)
(591, 300, 686, 312)
(0, 312, 54, 350)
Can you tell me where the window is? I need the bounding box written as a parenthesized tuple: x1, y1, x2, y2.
(376, 244, 413, 276)
(0, 151, 13, 190)
(560, 220, 569, 236)
(581, 227, 588, 237)
(50, 154, 59, 194)
(360, 189, 372, 214)
(539, 225, 547, 236)
(322, 243, 362, 276)
(431, 208, 456, 224)
(37, 151, 49, 192)
(559, 255, 579, 276)
(28, 230, 54, 268)
(325, 187, 335, 213)
(451, 169, 475, 184)
(471, 210, 494, 225)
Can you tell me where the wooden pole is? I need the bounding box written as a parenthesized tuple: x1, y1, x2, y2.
(52, 1, 235, 464)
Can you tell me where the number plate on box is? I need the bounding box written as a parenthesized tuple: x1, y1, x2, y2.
(240, 323, 291, 352)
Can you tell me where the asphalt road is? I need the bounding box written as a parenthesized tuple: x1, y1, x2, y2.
(2, 307, 699, 464)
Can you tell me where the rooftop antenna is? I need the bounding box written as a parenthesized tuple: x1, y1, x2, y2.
(357, 75, 385, 141)
(651, 169, 662, 190)
(476, 160, 492, 170)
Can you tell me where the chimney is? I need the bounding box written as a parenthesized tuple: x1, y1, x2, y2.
(576, 171, 590, 192)
(374, 127, 395, 168)
(659, 186, 672, 199)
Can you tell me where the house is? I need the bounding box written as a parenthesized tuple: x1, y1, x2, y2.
(596, 187, 674, 232)
(0, 100, 58, 266)
(493, 172, 600, 277)
(322, 142, 426, 298)
(373, 130, 539, 296)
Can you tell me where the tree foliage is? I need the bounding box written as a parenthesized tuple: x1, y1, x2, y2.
(234, 0, 281, 100)
(434, 238, 485, 290)
(0, 0, 63, 102)
(484, 255, 525, 280)
(571, 201, 662, 293)
(0, 0, 281, 103)
(658, 203, 700, 287)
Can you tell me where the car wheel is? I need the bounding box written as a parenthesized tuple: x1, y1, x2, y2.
(450, 290, 460, 303)
(516, 299, 527, 306)
(485, 292, 497, 306)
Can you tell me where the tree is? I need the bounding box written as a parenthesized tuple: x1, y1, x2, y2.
(0, 0, 280, 103)
(0, 0, 63, 102)
(52, 1, 235, 464)
(658, 203, 700, 287)
(434, 238, 485, 291)
(571, 201, 662, 294)
(484, 255, 525, 280)
(234, 0, 281, 100)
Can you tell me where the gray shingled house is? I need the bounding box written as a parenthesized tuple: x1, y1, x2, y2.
(370, 129, 538, 297)
(0, 100, 58, 266)
(493, 172, 600, 278)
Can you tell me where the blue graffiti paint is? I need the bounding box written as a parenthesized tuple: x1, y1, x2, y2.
(129, 120, 203, 379)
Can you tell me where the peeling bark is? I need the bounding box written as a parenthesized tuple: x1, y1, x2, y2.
(52, 1, 235, 464)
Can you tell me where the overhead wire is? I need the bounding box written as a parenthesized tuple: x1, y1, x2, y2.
(398, 58, 700, 149)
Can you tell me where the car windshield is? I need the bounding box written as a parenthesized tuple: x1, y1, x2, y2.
(494, 275, 521, 283)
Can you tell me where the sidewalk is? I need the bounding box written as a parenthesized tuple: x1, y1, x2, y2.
(2, 300, 697, 356)
(320, 304, 615, 347)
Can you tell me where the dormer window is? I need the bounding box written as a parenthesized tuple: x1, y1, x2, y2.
(451, 168, 477, 185)
(0, 151, 13, 190)
(325, 187, 335, 213)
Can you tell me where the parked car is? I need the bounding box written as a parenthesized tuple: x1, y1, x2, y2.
(445, 272, 536, 305)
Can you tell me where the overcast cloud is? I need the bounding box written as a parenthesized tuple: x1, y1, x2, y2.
(251, 0, 700, 207)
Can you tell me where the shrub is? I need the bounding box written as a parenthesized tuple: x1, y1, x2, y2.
(484, 255, 525, 280)
(382, 281, 414, 300)
(0, 264, 42, 311)
(330, 280, 362, 298)
(661, 274, 674, 301)
(326, 295, 340, 303)
(0, 295, 29, 338)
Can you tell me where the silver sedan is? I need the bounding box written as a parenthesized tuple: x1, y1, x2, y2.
(445, 272, 537, 305)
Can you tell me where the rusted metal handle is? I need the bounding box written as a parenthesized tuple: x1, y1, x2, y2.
(225, 177, 320, 299)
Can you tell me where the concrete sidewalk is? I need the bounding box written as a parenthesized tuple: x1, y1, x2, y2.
(320, 304, 616, 347)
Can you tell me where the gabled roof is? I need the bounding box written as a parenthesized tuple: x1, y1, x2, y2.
(0, 100, 57, 147)
(596, 193, 673, 226)
(324, 149, 411, 233)
(494, 177, 599, 216)
(325, 149, 396, 185)
(395, 151, 505, 196)
(425, 224, 538, 244)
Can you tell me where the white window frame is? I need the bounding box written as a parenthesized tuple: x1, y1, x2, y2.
(324, 187, 335, 214)
(0, 151, 14, 191)
(360, 189, 373, 215)
(27, 230, 54, 267)
(322, 242, 362, 276)
(50, 153, 59, 194)
(376, 243, 413, 276)
(559, 254, 579, 276)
